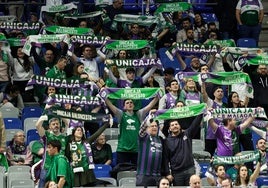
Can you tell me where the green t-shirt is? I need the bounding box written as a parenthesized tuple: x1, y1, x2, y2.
(46, 154, 73, 188)
(44, 131, 66, 170)
(117, 112, 140, 152)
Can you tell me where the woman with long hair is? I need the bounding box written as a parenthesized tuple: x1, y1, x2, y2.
(234, 162, 261, 187)
(65, 121, 110, 187)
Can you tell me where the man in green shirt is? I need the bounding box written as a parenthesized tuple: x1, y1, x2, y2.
(46, 139, 73, 188)
(36, 115, 67, 188)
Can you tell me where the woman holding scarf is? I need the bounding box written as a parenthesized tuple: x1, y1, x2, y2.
(65, 120, 111, 187)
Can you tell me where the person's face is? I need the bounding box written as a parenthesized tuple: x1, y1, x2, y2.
(10, 90, 20, 98)
(118, 50, 127, 59)
(221, 179, 232, 188)
(30, 15, 38, 23)
(57, 58, 67, 70)
(47, 144, 57, 156)
(228, 118, 236, 130)
(45, 50, 54, 63)
(164, 74, 173, 82)
(124, 100, 134, 111)
(194, 14, 201, 23)
(49, 120, 60, 134)
(231, 92, 240, 105)
(200, 65, 209, 73)
(47, 87, 56, 95)
(159, 178, 170, 188)
(169, 121, 181, 135)
(182, 20, 190, 29)
(186, 29, 194, 40)
(186, 79, 196, 89)
(79, 21, 87, 28)
(48, 181, 57, 188)
(113, 0, 123, 9)
(209, 32, 217, 40)
(131, 24, 139, 35)
(77, 65, 85, 74)
(257, 65, 268, 76)
(17, 48, 24, 58)
(191, 57, 200, 69)
(256, 139, 266, 152)
(216, 166, 226, 178)
(97, 134, 106, 145)
(176, 101, 184, 108)
(14, 132, 25, 145)
(239, 166, 248, 178)
(214, 88, 224, 100)
(74, 127, 84, 139)
(170, 81, 179, 92)
(147, 121, 158, 136)
(83, 47, 94, 59)
(126, 71, 135, 81)
(189, 176, 201, 188)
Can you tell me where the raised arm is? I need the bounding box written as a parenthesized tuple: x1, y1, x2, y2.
(249, 161, 261, 184)
(142, 66, 157, 84)
(240, 116, 255, 132)
(176, 52, 187, 70)
(208, 117, 218, 132)
(35, 115, 48, 137)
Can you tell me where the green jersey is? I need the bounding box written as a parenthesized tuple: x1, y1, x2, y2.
(117, 112, 140, 152)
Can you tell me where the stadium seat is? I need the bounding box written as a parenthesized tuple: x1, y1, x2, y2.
(201, 13, 218, 23)
(6, 129, 23, 143)
(107, 140, 118, 152)
(0, 166, 6, 188)
(94, 164, 112, 178)
(10, 179, 34, 188)
(123, 0, 139, 13)
(192, 139, 205, 152)
(117, 170, 136, 183)
(118, 177, 136, 187)
(257, 176, 268, 187)
(4, 118, 23, 130)
(103, 128, 119, 140)
(111, 152, 117, 167)
(24, 117, 39, 134)
(199, 162, 210, 178)
(191, 0, 214, 13)
(21, 106, 43, 122)
(7, 166, 31, 188)
(97, 177, 117, 186)
(26, 129, 40, 145)
(158, 47, 181, 74)
(237, 38, 257, 48)
(0, 107, 20, 118)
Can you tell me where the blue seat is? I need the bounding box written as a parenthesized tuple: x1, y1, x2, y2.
(199, 162, 210, 178)
(26, 129, 40, 145)
(21, 106, 43, 122)
(123, 0, 140, 13)
(201, 13, 218, 23)
(111, 152, 117, 167)
(4, 118, 23, 130)
(158, 47, 181, 74)
(192, 0, 214, 13)
(93, 164, 112, 178)
(237, 38, 257, 48)
(257, 176, 268, 187)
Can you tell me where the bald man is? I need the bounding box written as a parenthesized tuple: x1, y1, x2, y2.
(189, 174, 201, 188)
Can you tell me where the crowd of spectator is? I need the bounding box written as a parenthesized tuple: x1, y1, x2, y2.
(0, 0, 267, 187)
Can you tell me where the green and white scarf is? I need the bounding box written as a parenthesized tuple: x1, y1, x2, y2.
(105, 40, 149, 50)
(153, 103, 206, 120)
(22, 34, 70, 56)
(213, 151, 260, 165)
(45, 26, 93, 35)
